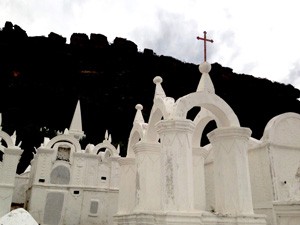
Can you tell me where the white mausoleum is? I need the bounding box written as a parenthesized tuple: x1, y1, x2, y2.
(25, 101, 121, 225)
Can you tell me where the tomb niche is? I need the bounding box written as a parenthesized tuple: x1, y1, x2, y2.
(50, 143, 73, 185)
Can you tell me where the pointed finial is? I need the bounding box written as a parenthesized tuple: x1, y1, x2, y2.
(108, 134, 112, 143)
(0, 113, 2, 130)
(197, 62, 215, 93)
(117, 144, 120, 155)
(69, 100, 85, 140)
(11, 131, 17, 146)
(133, 104, 145, 124)
(64, 128, 69, 134)
(40, 137, 50, 148)
(153, 76, 166, 99)
(105, 130, 108, 140)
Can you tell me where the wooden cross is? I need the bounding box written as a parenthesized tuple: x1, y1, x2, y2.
(197, 31, 213, 62)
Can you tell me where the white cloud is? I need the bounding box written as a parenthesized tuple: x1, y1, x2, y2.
(1, 0, 300, 90)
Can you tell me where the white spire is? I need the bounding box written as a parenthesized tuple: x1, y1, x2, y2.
(153, 76, 166, 99)
(196, 62, 215, 93)
(69, 100, 85, 140)
(133, 104, 144, 124)
(0, 113, 2, 130)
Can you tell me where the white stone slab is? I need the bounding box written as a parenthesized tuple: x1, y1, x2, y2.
(0, 208, 38, 225)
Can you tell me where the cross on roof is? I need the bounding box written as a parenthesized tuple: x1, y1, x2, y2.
(197, 31, 213, 62)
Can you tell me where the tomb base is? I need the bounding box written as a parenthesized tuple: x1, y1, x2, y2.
(273, 201, 300, 225)
(114, 211, 267, 225)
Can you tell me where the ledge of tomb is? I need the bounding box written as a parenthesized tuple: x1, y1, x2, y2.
(0, 183, 14, 188)
(36, 148, 54, 154)
(118, 157, 135, 166)
(208, 127, 251, 142)
(114, 211, 267, 224)
(133, 142, 160, 155)
(155, 119, 195, 134)
(3, 147, 22, 155)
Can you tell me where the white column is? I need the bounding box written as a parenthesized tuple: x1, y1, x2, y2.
(117, 157, 136, 214)
(208, 127, 254, 215)
(193, 147, 208, 211)
(0, 148, 22, 217)
(156, 119, 195, 211)
(109, 156, 120, 190)
(133, 142, 161, 211)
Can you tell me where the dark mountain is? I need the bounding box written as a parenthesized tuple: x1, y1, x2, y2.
(0, 21, 300, 174)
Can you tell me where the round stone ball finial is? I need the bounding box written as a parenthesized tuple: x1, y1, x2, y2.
(199, 62, 211, 74)
(135, 104, 143, 111)
(153, 76, 163, 84)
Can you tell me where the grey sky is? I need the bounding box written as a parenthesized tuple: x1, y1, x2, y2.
(1, 0, 300, 90)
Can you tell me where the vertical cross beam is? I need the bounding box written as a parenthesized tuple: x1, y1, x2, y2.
(197, 31, 213, 62)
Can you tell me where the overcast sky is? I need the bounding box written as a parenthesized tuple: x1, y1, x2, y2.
(1, 0, 300, 91)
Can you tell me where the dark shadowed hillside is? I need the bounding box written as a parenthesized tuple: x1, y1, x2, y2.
(0, 21, 300, 173)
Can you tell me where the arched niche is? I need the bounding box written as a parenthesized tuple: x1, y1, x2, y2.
(144, 109, 162, 143)
(50, 164, 71, 185)
(53, 142, 74, 162)
(45, 135, 81, 153)
(142, 97, 175, 143)
(192, 108, 218, 148)
(126, 124, 144, 158)
(143, 105, 165, 143)
(173, 92, 240, 127)
(92, 141, 118, 157)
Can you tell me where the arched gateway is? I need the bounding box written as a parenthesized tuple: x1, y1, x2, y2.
(115, 54, 266, 224)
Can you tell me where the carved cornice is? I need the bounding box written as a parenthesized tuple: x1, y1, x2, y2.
(133, 142, 160, 154)
(118, 157, 136, 166)
(155, 119, 195, 134)
(208, 127, 251, 142)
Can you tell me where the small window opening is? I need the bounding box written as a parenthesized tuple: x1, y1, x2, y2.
(73, 190, 80, 195)
(101, 176, 107, 180)
(39, 178, 45, 183)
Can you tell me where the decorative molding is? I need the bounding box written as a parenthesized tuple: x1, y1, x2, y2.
(156, 119, 195, 134)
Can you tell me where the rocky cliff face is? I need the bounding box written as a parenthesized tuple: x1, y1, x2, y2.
(0, 21, 300, 173)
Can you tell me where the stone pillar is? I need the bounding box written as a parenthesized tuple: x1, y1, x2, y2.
(109, 156, 120, 190)
(117, 157, 136, 214)
(156, 119, 195, 211)
(193, 147, 208, 211)
(208, 127, 254, 215)
(0, 147, 22, 217)
(133, 142, 161, 211)
(34, 148, 53, 184)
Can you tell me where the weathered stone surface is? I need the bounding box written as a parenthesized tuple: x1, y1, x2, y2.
(0, 208, 38, 225)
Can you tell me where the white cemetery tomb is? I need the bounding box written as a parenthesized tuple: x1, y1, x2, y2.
(0, 113, 23, 218)
(0, 208, 38, 225)
(24, 100, 121, 225)
(1, 31, 300, 225)
(114, 61, 268, 225)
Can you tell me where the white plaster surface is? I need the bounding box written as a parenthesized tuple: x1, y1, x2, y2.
(0, 208, 38, 225)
